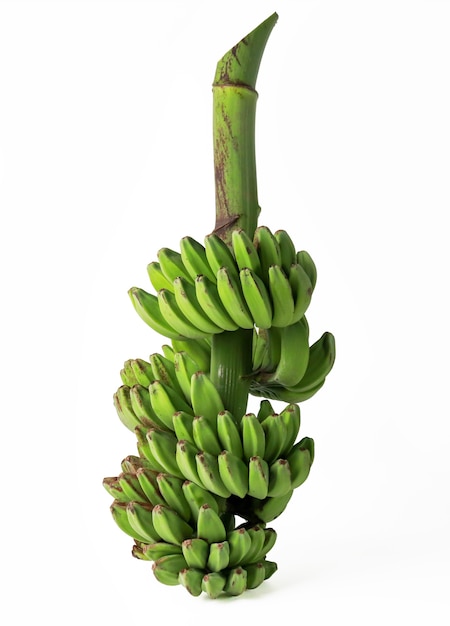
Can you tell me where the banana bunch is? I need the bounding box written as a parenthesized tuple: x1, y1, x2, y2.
(104, 13, 335, 599)
(129, 227, 316, 339)
(104, 454, 278, 597)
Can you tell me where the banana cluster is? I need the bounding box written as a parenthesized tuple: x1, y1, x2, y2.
(129, 226, 316, 340)
(104, 454, 278, 597)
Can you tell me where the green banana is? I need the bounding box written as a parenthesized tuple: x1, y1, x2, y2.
(135, 427, 168, 473)
(260, 412, 287, 464)
(197, 504, 227, 544)
(130, 358, 154, 387)
(180, 235, 216, 282)
(248, 456, 269, 499)
(118, 472, 147, 502)
(279, 403, 301, 456)
(201, 572, 227, 599)
(192, 415, 221, 455)
(227, 527, 252, 567)
(239, 267, 273, 329)
(152, 504, 194, 545)
(178, 567, 204, 596)
(257, 399, 276, 422)
(102, 477, 124, 501)
(254, 225, 282, 281)
(181, 480, 223, 521)
(172, 410, 195, 445)
(172, 337, 211, 373)
(266, 320, 310, 388)
(146, 429, 184, 479)
(244, 524, 266, 564)
(120, 359, 137, 386)
(207, 541, 230, 572)
(152, 554, 189, 586)
(217, 410, 244, 458)
(136, 468, 165, 507)
(157, 247, 193, 284)
(110, 500, 150, 542)
(217, 266, 254, 329)
(158, 288, 210, 340)
(128, 287, 182, 340)
(241, 413, 266, 460)
(268, 265, 295, 327)
(113, 385, 141, 432)
(253, 490, 293, 523)
(181, 537, 209, 569)
(129, 384, 168, 430)
(245, 562, 266, 589)
(126, 501, 161, 543)
(287, 441, 312, 488)
(147, 260, 174, 293)
(175, 439, 202, 485)
(293, 331, 336, 392)
(149, 379, 193, 430)
(289, 263, 313, 323)
(224, 567, 248, 596)
(204, 233, 239, 281)
(231, 228, 262, 274)
(195, 274, 239, 331)
(297, 249, 317, 290)
(173, 276, 223, 335)
(173, 350, 199, 404)
(218, 450, 248, 499)
(149, 353, 184, 396)
(267, 459, 292, 497)
(274, 229, 296, 274)
(156, 473, 191, 521)
(144, 542, 183, 561)
(190, 371, 224, 426)
(196, 451, 231, 498)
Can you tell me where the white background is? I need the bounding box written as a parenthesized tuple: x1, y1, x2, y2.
(1, 0, 449, 623)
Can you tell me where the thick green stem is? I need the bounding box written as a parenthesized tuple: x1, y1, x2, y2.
(210, 14, 277, 419)
(210, 329, 253, 421)
(212, 12, 278, 245)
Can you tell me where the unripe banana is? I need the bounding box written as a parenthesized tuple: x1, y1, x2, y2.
(279, 403, 301, 457)
(147, 260, 174, 293)
(126, 501, 161, 543)
(195, 274, 239, 331)
(181, 537, 209, 569)
(173, 351, 199, 404)
(180, 235, 216, 283)
(146, 429, 184, 479)
(149, 379, 193, 430)
(121, 454, 151, 474)
(130, 358, 154, 387)
(172, 411, 195, 445)
(192, 416, 222, 456)
(157, 247, 193, 284)
(120, 359, 137, 386)
(266, 320, 310, 388)
(244, 524, 266, 564)
(128, 287, 182, 340)
(175, 439, 202, 485)
(204, 233, 239, 281)
(149, 353, 184, 396)
(113, 385, 141, 432)
(129, 384, 168, 430)
(293, 331, 336, 392)
(136, 468, 166, 507)
(201, 571, 227, 599)
(224, 567, 248, 596)
(257, 399, 276, 422)
(232, 228, 262, 274)
(156, 473, 191, 521)
(260, 413, 287, 464)
(241, 413, 266, 460)
(143, 541, 183, 561)
(173, 276, 223, 335)
(218, 450, 249, 499)
(297, 249, 317, 290)
(267, 459, 292, 497)
(274, 229, 296, 274)
(207, 541, 230, 572)
(135, 427, 167, 473)
(196, 451, 231, 498)
(178, 567, 204, 597)
(268, 264, 295, 327)
(227, 527, 252, 567)
(245, 562, 266, 589)
(217, 266, 254, 329)
(254, 225, 282, 281)
(197, 504, 227, 544)
(263, 560, 278, 580)
(103, 476, 124, 501)
(110, 500, 150, 542)
(181, 480, 223, 521)
(162, 343, 176, 362)
(158, 288, 210, 340)
(287, 441, 312, 488)
(253, 490, 293, 523)
(239, 267, 273, 329)
(252, 327, 269, 371)
(172, 338, 211, 374)
(152, 504, 194, 545)
(190, 371, 224, 426)
(217, 410, 244, 458)
(248, 456, 269, 499)
(289, 263, 313, 323)
(152, 553, 189, 586)
(118, 472, 147, 502)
